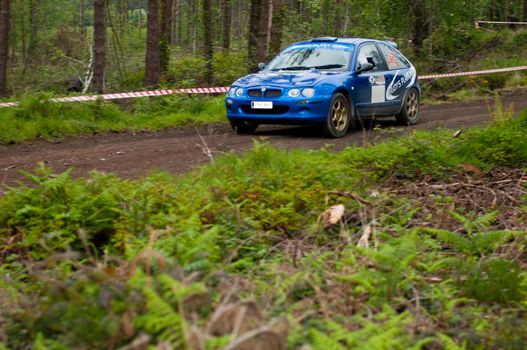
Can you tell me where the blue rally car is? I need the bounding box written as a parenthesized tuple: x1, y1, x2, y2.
(225, 37, 421, 138)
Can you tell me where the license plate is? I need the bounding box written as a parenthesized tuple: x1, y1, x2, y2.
(251, 101, 273, 109)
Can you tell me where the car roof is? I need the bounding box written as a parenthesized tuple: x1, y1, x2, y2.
(290, 37, 396, 48)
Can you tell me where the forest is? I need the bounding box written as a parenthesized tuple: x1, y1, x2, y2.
(1, 1, 527, 350)
(0, 0, 526, 96)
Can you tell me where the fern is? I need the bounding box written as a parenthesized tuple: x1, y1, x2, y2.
(135, 274, 206, 349)
(136, 288, 187, 349)
(437, 333, 466, 350)
(157, 274, 206, 304)
(490, 92, 514, 125)
(448, 210, 499, 236)
(421, 228, 471, 252)
(309, 328, 346, 350)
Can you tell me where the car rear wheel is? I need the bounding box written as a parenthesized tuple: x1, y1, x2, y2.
(231, 121, 259, 134)
(395, 88, 420, 125)
(322, 93, 352, 138)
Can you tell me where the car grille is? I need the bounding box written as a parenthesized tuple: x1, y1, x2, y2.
(247, 88, 283, 98)
(265, 89, 282, 98)
(248, 89, 261, 97)
(241, 105, 289, 115)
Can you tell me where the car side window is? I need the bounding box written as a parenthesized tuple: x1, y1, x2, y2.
(379, 44, 410, 70)
(356, 44, 386, 72)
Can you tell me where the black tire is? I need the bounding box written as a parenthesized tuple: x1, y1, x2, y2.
(231, 120, 259, 134)
(395, 88, 420, 125)
(322, 93, 353, 138)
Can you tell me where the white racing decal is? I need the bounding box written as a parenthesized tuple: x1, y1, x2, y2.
(386, 67, 416, 101)
(370, 75, 386, 103)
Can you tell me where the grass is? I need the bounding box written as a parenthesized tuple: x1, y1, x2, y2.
(0, 94, 227, 144)
(0, 108, 526, 349)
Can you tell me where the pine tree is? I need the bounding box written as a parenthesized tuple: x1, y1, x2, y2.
(145, 0, 161, 87)
(93, 0, 107, 93)
(0, 0, 10, 97)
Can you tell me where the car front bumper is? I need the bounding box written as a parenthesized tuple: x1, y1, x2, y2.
(225, 96, 331, 125)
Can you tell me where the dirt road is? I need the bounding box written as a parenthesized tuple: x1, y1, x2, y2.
(1, 91, 527, 186)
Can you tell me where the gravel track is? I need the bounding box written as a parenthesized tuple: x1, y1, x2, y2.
(1, 91, 527, 187)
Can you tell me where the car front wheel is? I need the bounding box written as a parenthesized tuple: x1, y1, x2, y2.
(395, 88, 420, 125)
(322, 93, 352, 138)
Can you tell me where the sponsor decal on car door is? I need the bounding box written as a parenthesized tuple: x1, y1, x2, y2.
(386, 66, 416, 101)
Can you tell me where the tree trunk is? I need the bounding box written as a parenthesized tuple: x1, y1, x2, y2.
(411, 0, 427, 56)
(117, 0, 127, 29)
(203, 0, 213, 85)
(333, 0, 342, 36)
(269, 0, 284, 57)
(0, 0, 10, 97)
(93, 0, 107, 93)
(27, 0, 38, 58)
(191, 0, 198, 53)
(222, 0, 231, 51)
(160, 0, 173, 73)
(145, 0, 161, 87)
(138, 0, 143, 30)
(173, 0, 180, 46)
(248, 0, 262, 72)
(257, 0, 271, 62)
(80, 0, 87, 36)
(321, 0, 330, 35)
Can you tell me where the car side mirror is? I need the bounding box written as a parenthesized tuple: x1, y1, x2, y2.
(258, 62, 267, 71)
(357, 62, 374, 73)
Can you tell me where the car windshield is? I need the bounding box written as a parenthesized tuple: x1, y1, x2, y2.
(266, 45, 354, 72)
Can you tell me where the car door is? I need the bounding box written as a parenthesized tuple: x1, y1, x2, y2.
(377, 43, 416, 114)
(350, 43, 392, 117)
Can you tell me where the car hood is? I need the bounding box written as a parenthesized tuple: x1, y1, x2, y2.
(234, 70, 343, 88)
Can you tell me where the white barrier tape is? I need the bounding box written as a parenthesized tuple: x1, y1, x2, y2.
(475, 20, 527, 25)
(1, 65, 527, 108)
(0, 86, 230, 108)
(419, 65, 527, 80)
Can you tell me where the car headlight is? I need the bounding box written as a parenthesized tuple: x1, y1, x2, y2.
(302, 88, 315, 98)
(228, 87, 236, 97)
(235, 88, 244, 97)
(288, 89, 300, 98)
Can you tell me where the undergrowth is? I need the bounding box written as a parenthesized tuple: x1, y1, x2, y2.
(0, 94, 225, 144)
(0, 110, 526, 349)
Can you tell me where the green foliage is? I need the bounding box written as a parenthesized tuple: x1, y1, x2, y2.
(309, 308, 430, 350)
(136, 274, 205, 348)
(0, 94, 226, 144)
(1, 116, 527, 348)
(165, 56, 207, 87)
(455, 109, 527, 166)
(212, 52, 249, 86)
(463, 258, 524, 304)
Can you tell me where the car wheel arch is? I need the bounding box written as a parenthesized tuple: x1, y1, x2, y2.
(333, 87, 355, 113)
(396, 86, 420, 114)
